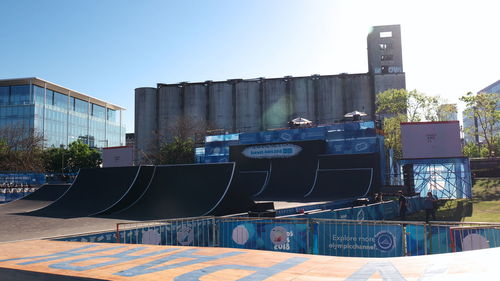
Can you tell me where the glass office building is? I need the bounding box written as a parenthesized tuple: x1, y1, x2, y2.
(0, 77, 125, 148)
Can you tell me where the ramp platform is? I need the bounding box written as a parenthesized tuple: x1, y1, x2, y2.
(110, 163, 254, 220)
(27, 167, 140, 218)
(0, 184, 70, 215)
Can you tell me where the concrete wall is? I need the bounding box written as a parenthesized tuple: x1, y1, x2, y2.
(290, 77, 315, 122)
(316, 76, 344, 124)
(373, 73, 406, 95)
(158, 85, 182, 142)
(134, 87, 157, 163)
(208, 82, 233, 132)
(235, 80, 262, 132)
(263, 79, 289, 129)
(345, 75, 373, 119)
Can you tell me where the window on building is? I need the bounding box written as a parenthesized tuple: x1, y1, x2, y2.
(73, 98, 88, 114)
(46, 90, 54, 105)
(0, 86, 9, 105)
(33, 85, 45, 104)
(107, 108, 116, 122)
(53, 91, 68, 109)
(91, 103, 105, 119)
(379, 43, 393, 50)
(381, 55, 393, 61)
(380, 31, 393, 38)
(10, 85, 31, 105)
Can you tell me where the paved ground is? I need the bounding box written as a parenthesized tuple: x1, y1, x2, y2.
(1, 240, 499, 280)
(0, 213, 134, 242)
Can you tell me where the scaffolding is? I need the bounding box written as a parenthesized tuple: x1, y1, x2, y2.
(399, 157, 472, 199)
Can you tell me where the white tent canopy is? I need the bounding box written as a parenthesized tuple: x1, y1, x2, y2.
(344, 111, 368, 118)
(290, 117, 312, 125)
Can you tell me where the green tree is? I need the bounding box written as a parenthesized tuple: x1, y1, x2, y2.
(376, 89, 441, 159)
(376, 89, 440, 121)
(438, 104, 458, 121)
(66, 140, 102, 170)
(156, 136, 195, 165)
(462, 142, 490, 158)
(460, 92, 500, 157)
(43, 147, 69, 173)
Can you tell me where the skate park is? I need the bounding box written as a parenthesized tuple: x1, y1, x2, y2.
(1, 120, 499, 280)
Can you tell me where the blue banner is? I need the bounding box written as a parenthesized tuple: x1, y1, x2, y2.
(326, 138, 378, 154)
(451, 227, 500, 252)
(218, 221, 309, 254)
(316, 223, 403, 257)
(0, 173, 46, 185)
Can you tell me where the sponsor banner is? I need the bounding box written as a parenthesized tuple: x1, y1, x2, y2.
(59, 221, 215, 247)
(451, 227, 500, 252)
(317, 223, 403, 257)
(238, 132, 260, 144)
(300, 127, 326, 140)
(406, 225, 452, 255)
(0, 173, 46, 185)
(0, 192, 31, 203)
(242, 144, 303, 159)
(382, 201, 400, 219)
(202, 155, 229, 163)
(326, 138, 378, 155)
(219, 221, 309, 254)
(60, 230, 118, 243)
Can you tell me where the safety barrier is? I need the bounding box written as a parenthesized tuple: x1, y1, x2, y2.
(288, 196, 424, 221)
(57, 216, 500, 258)
(0, 172, 45, 185)
(0, 187, 37, 203)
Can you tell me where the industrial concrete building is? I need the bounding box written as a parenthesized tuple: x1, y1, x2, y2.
(135, 25, 406, 162)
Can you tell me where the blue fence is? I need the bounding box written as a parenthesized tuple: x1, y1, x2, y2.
(0, 173, 46, 185)
(288, 196, 424, 221)
(55, 196, 500, 259)
(0, 190, 33, 203)
(57, 217, 500, 258)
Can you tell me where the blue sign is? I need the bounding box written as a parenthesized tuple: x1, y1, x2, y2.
(316, 223, 403, 257)
(219, 221, 309, 254)
(242, 144, 303, 159)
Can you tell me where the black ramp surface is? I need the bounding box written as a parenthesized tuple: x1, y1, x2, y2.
(111, 163, 253, 220)
(210, 167, 257, 216)
(304, 153, 381, 200)
(94, 166, 154, 216)
(236, 171, 269, 197)
(229, 146, 270, 196)
(0, 184, 70, 214)
(27, 166, 140, 218)
(230, 140, 325, 201)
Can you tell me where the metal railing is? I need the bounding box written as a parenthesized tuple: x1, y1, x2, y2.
(111, 216, 500, 258)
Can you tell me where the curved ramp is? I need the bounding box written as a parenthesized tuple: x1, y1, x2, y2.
(253, 156, 319, 201)
(27, 167, 140, 218)
(94, 166, 155, 216)
(236, 170, 269, 197)
(0, 184, 70, 214)
(229, 140, 324, 201)
(111, 163, 253, 220)
(304, 153, 381, 200)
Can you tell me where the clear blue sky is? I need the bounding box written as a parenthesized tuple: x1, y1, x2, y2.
(1, 0, 498, 133)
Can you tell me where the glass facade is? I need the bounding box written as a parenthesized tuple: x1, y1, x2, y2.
(0, 81, 125, 148)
